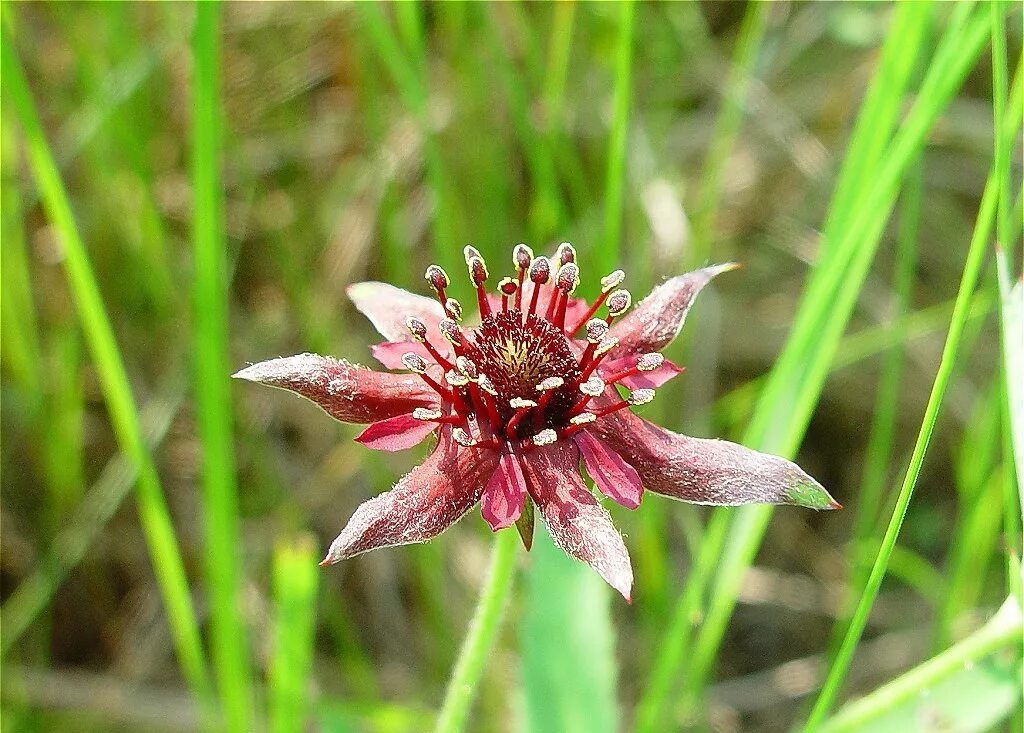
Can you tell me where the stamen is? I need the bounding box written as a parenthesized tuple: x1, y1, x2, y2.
(585, 319, 609, 344)
(536, 377, 565, 392)
(445, 369, 470, 388)
(567, 270, 626, 334)
(463, 245, 483, 264)
(579, 375, 605, 397)
(627, 388, 655, 405)
(533, 376, 564, 428)
(527, 256, 550, 316)
(510, 398, 538, 409)
(445, 298, 463, 321)
(456, 356, 479, 381)
(478, 374, 498, 396)
(513, 244, 533, 310)
(606, 289, 632, 323)
(637, 352, 664, 371)
(406, 317, 428, 342)
(601, 270, 625, 292)
(412, 407, 443, 421)
(498, 277, 517, 311)
(554, 242, 576, 266)
(594, 337, 619, 357)
(452, 428, 475, 447)
(438, 319, 464, 349)
(425, 265, 449, 305)
(569, 412, 596, 426)
(507, 399, 537, 437)
(402, 353, 428, 373)
(532, 428, 558, 446)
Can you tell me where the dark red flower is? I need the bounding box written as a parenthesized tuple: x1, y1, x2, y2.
(235, 244, 838, 600)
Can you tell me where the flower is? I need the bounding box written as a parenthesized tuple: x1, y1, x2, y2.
(234, 243, 838, 601)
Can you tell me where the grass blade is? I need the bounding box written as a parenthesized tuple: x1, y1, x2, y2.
(192, 3, 253, 730)
(1, 14, 214, 716)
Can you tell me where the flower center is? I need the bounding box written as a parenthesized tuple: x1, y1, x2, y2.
(470, 310, 580, 427)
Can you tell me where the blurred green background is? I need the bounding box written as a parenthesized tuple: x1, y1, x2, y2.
(2, 2, 1022, 732)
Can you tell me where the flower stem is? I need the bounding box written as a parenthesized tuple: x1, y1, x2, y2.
(434, 529, 519, 733)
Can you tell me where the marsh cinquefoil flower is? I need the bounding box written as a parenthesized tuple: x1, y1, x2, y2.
(235, 244, 837, 600)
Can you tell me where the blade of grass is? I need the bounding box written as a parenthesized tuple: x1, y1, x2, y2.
(803, 83, 1023, 729)
(816, 596, 1023, 733)
(682, 6, 998, 706)
(269, 536, 320, 733)
(690, 0, 771, 264)
(597, 0, 635, 277)
(192, 4, 253, 730)
(0, 15, 214, 719)
(433, 529, 518, 733)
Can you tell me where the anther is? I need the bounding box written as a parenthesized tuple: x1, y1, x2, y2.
(606, 289, 632, 317)
(438, 319, 463, 347)
(637, 353, 664, 371)
(445, 369, 470, 388)
(555, 263, 580, 294)
(594, 337, 619, 357)
(413, 407, 443, 421)
(555, 242, 576, 266)
(569, 412, 597, 426)
(528, 256, 550, 284)
(579, 376, 606, 397)
(402, 353, 428, 373)
(456, 356, 478, 380)
(532, 428, 558, 446)
(601, 270, 625, 292)
(510, 398, 538, 409)
(468, 256, 488, 287)
(452, 428, 475, 447)
(585, 319, 609, 344)
(478, 374, 498, 396)
(445, 298, 463, 321)
(463, 245, 482, 264)
(513, 243, 534, 271)
(627, 388, 655, 405)
(406, 317, 428, 343)
(425, 265, 450, 292)
(536, 377, 564, 392)
(499, 277, 518, 296)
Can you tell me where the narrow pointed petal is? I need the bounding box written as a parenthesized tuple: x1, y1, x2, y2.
(608, 263, 738, 359)
(590, 405, 837, 509)
(520, 441, 633, 600)
(347, 281, 445, 342)
(480, 450, 527, 530)
(599, 356, 684, 390)
(233, 353, 435, 424)
(371, 340, 437, 370)
(355, 413, 438, 452)
(322, 437, 499, 562)
(574, 431, 644, 509)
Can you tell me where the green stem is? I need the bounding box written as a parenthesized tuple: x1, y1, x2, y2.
(816, 598, 1023, 733)
(434, 530, 519, 733)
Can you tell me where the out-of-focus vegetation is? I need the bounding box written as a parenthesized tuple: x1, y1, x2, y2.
(1, 2, 1021, 732)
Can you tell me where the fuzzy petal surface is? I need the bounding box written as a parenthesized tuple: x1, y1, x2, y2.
(520, 440, 633, 600)
(347, 281, 445, 342)
(322, 436, 499, 562)
(589, 405, 837, 509)
(608, 263, 737, 359)
(355, 413, 438, 452)
(480, 450, 527, 530)
(574, 431, 644, 509)
(233, 353, 435, 424)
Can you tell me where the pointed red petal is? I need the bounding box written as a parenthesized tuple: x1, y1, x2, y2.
(322, 436, 499, 562)
(574, 431, 643, 509)
(519, 441, 633, 600)
(233, 353, 435, 424)
(590, 403, 837, 510)
(480, 450, 527, 530)
(355, 413, 438, 452)
(608, 263, 737, 359)
(599, 356, 684, 389)
(347, 281, 445, 342)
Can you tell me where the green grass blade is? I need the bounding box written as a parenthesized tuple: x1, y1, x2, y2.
(192, 4, 253, 730)
(690, 0, 770, 263)
(817, 597, 1023, 733)
(434, 530, 518, 733)
(269, 536, 320, 733)
(803, 80, 1024, 728)
(521, 525, 619, 733)
(1, 16, 214, 717)
(597, 0, 635, 276)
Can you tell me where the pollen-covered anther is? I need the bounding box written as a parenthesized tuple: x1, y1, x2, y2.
(595, 337, 619, 357)
(463, 245, 482, 263)
(570, 412, 597, 427)
(478, 374, 498, 396)
(555, 242, 576, 266)
(579, 375, 606, 397)
(555, 263, 580, 293)
(452, 427, 476, 447)
(445, 298, 463, 321)
(532, 428, 558, 446)
(438, 319, 463, 346)
(510, 397, 538, 409)
(513, 243, 534, 271)
(412, 407, 443, 421)
(406, 317, 428, 342)
(498, 277, 518, 296)
(585, 319, 610, 344)
(424, 264, 450, 292)
(401, 353, 429, 374)
(601, 270, 625, 292)
(468, 256, 489, 287)
(607, 289, 632, 316)
(536, 376, 565, 392)
(445, 369, 470, 388)
(455, 356, 479, 380)
(637, 353, 664, 371)
(627, 388, 656, 406)
(528, 256, 551, 284)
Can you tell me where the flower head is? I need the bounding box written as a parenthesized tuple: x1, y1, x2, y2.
(235, 245, 838, 601)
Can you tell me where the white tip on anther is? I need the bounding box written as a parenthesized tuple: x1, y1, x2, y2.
(555, 242, 576, 266)
(532, 428, 558, 446)
(637, 353, 664, 371)
(601, 270, 625, 292)
(455, 356, 478, 380)
(445, 298, 463, 321)
(478, 374, 498, 395)
(463, 245, 482, 264)
(627, 388, 655, 406)
(570, 412, 597, 426)
(425, 265, 450, 291)
(445, 370, 470, 387)
(402, 353, 428, 373)
(528, 256, 550, 284)
(438, 319, 463, 346)
(452, 428, 475, 447)
(513, 243, 534, 271)
(579, 376, 606, 397)
(536, 377, 565, 392)
(406, 317, 428, 342)
(585, 319, 609, 344)
(413, 407, 443, 421)
(607, 289, 631, 316)
(510, 397, 538, 409)
(594, 337, 619, 356)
